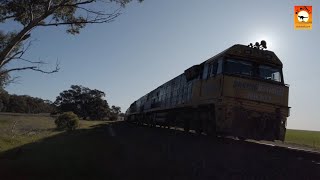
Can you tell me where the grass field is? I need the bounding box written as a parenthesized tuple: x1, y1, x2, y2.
(285, 129, 320, 150)
(0, 113, 107, 152)
(0, 113, 119, 179)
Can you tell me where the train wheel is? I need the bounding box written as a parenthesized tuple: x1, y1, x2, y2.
(194, 111, 202, 135)
(166, 112, 174, 129)
(146, 115, 151, 127)
(206, 107, 216, 137)
(153, 114, 157, 128)
(195, 120, 203, 135)
(166, 120, 171, 129)
(184, 119, 190, 132)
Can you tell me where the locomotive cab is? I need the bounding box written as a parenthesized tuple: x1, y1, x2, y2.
(202, 44, 290, 141)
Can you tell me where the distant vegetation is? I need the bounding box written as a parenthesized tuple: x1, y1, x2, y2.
(0, 88, 54, 113)
(0, 85, 121, 121)
(53, 85, 121, 120)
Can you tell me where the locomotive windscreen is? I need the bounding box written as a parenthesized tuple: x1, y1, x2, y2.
(224, 58, 283, 83)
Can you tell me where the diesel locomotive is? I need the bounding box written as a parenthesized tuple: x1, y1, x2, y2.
(126, 42, 290, 141)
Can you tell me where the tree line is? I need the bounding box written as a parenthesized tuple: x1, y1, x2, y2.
(0, 88, 54, 113)
(0, 85, 122, 120)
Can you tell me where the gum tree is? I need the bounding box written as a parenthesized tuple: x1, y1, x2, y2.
(0, 0, 143, 83)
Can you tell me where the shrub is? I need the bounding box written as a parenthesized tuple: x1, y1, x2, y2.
(55, 112, 79, 131)
(109, 114, 118, 121)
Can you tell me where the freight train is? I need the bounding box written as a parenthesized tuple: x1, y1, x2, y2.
(125, 41, 290, 141)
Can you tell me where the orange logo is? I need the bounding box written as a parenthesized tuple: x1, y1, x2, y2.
(294, 6, 312, 30)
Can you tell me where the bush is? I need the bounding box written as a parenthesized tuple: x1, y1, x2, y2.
(55, 112, 79, 131)
(109, 114, 118, 121)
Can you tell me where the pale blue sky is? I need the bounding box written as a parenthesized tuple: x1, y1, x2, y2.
(3, 0, 320, 130)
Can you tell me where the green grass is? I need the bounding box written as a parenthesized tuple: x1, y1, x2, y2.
(285, 129, 320, 150)
(0, 113, 107, 152)
(0, 113, 118, 179)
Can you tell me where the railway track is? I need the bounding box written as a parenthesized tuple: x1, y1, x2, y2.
(220, 137, 320, 164)
(131, 121, 320, 164)
(218, 135, 320, 159)
(212, 136, 320, 164)
(245, 139, 320, 163)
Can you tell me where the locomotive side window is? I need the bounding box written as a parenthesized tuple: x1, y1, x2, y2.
(202, 64, 209, 79)
(210, 62, 218, 76)
(259, 65, 282, 82)
(202, 58, 223, 79)
(224, 59, 253, 76)
(217, 59, 223, 74)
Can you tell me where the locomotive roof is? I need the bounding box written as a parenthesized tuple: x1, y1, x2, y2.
(206, 44, 283, 67)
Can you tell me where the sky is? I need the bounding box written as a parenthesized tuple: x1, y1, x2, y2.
(2, 0, 320, 131)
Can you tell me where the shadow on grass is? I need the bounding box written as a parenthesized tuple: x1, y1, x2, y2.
(0, 121, 320, 180)
(0, 121, 224, 179)
(0, 121, 199, 179)
(0, 122, 123, 179)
